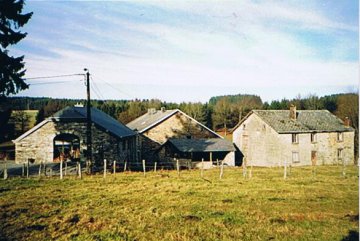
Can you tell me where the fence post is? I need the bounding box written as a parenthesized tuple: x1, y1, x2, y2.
(249, 165, 253, 179)
(49, 168, 53, 177)
(220, 160, 224, 179)
(26, 159, 29, 179)
(103, 159, 107, 179)
(284, 159, 287, 179)
(176, 159, 180, 177)
(124, 161, 127, 172)
(78, 162, 82, 179)
(3, 163, 8, 180)
(60, 159, 63, 180)
(22, 163, 25, 177)
(142, 159, 146, 177)
(154, 162, 157, 173)
(201, 158, 204, 178)
(38, 162, 42, 178)
(217, 159, 219, 167)
(113, 160, 116, 175)
(242, 157, 247, 178)
(342, 158, 347, 177)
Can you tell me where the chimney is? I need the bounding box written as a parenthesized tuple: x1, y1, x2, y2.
(344, 117, 350, 128)
(147, 108, 156, 115)
(161, 107, 166, 112)
(289, 104, 297, 120)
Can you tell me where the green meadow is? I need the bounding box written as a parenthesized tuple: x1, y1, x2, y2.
(0, 166, 358, 241)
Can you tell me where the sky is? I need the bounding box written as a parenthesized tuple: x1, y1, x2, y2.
(11, 0, 359, 103)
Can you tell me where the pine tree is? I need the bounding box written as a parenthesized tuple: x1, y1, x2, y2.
(0, 0, 33, 98)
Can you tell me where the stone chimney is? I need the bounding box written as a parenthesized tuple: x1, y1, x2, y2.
(147, 108, 156, 115)
(344, 117, 350, 128)
(289, 104, 297, 120)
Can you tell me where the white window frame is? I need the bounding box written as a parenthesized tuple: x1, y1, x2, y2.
(337, 132, 344, 142)
(337, 148, 343, 161)
(292, 152, 300, 164)
(292, 134, 299, 144)
(311, 133, 317, 143)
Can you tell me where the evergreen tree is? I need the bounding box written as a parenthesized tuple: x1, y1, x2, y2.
(0, 0, 33, 98)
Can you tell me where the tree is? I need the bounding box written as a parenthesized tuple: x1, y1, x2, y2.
(0, 0, 33, 98)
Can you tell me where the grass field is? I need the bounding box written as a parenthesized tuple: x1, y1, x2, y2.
(0, 166, 358, 241)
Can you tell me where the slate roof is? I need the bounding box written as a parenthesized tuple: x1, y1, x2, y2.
(166, 138, 236, 152)
(126, 109, 178, 132)
(251, 110, 354, 134)
(52, 106, 136, 138)
(126, 109, 221, 137)
(14, 106, 135, 142)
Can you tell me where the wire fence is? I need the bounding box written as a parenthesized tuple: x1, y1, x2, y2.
(0, 158, 355, 181)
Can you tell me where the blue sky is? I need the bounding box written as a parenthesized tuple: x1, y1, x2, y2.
(12, 0, 359, 103)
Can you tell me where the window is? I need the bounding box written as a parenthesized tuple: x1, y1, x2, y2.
(311, 133, 317, 143)
(292, 134, 299, 144)
(292, 152, 300, 163)
(337, 149, 343, 161)
(337, 132, 344, 142)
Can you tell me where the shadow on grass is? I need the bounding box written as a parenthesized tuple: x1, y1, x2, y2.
(341, 230, 359, 241)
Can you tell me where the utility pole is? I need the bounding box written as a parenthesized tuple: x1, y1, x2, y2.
(84, 69, 92, 173)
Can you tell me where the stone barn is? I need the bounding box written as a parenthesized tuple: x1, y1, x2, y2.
(158, 138, 236, 169)
(232, 105, 355, 166)
(126, 108, 227, 165)
(13, 106, 137, 164)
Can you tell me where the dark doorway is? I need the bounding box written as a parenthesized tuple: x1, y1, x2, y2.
(53, 133, 80, 162)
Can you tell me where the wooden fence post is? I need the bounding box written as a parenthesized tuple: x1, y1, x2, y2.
(201, 158, 204, 178)
(284, 159, 287, 179)
(64, 161, 67, 176)
(124, 161, 127, 172)
(142, 159, 146, 177)
(60, 159, 63, 180)
(220, 160, 224, 179)
(154, 162, 157, 173)
(242, 157, 247, 178)
(3, 163, 8, 180)
(113, 160, 116, 175)
(103, 159, 107, 179)
(50, 168, 53, 177)
(342, 158, 347, 177)
(26, 159, 29, 179)
(176, 159, 180, 177)
(78, 162, 82, 179)
(22, 163, 25, 177)
(217, 159, 219, 167)
(38, 162, 42, 178)
(249, 165, 253, 179)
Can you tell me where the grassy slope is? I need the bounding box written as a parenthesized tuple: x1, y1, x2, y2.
(0, 166, 358, 241)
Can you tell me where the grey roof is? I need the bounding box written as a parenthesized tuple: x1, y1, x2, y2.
(126, 109, 178, 132)
(167, 138, 236, 152)
(52, 106, 136, 138)
(252, 110, 354, 133)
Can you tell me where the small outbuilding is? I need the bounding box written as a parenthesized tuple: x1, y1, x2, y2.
(158, 138, 236, 169)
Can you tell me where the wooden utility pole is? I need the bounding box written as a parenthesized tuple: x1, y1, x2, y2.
(85, 69, 92, 173)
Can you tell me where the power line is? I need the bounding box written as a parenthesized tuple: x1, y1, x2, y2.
(91, 74, 135, 99)
(29, 79, 82, 86)
(25, 73, 84, 80)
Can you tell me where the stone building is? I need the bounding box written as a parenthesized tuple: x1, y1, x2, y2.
(126, 108, 237, 166)
(13, 106, 137, 164)
(232, 106, 355, 166)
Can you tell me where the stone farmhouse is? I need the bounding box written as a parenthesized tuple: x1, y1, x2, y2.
(127, 108, 237, 166)
(13, 106, 137, 164)
(232, 105, 354, 166)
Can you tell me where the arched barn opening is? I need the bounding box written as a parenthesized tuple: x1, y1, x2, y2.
(53, 133, 80, 162)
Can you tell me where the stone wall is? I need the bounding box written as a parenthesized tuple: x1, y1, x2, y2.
(139, 112, 219, 163)
(233, 113, 355, 166)
(144, 112, 218, 144)
(15, 120, 136, 164)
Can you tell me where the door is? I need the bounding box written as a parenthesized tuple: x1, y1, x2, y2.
(311, 151, 317, 166)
